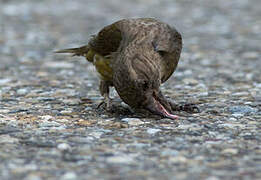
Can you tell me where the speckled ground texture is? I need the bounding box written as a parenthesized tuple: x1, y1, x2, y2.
(0, 0, 260, 180)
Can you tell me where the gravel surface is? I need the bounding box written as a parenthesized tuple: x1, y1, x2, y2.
(0, 0, 261, 180)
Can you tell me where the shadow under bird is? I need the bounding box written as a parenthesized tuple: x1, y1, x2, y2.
(55, 18, 198, 120)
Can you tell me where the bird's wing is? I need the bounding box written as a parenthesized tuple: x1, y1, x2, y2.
(54, 21, 123, 62)
(89, 22, 123, 56)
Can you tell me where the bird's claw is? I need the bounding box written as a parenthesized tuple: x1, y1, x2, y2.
(169, 101, 200, 113)
(96, 98, 112, 112)
(179, 103, 200, 113)
(96, 101, 104, 109)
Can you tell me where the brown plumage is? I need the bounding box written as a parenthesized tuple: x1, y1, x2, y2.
(55, 18, 189, 119)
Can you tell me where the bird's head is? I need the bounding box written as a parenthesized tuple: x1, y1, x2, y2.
(113, 49, 178, 120)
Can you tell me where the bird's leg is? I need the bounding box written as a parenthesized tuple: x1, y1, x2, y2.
(97, 80, 111, 111)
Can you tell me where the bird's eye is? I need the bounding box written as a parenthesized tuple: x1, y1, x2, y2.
(152, 41, 167, 57)
(157, 50, 166, 57)
(142, 81, 149, 91)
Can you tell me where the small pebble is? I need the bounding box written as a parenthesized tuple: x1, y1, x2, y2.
(147, 128, 161, 134)
(222, 148, 238, 155)
(17, 88, 29, 95)
(229, 106, 257, 114)
(107, 155, 134, 164)
(169, 156, 187, 164)
(121, 118, 144, 126)
(0, 78, 12, 85)
(57, 143, 71, 151)
(61, 172, 77, 180)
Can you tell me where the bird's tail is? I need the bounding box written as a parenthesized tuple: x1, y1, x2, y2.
(54, 45, 90, 57)
(54, 45, 96, 62)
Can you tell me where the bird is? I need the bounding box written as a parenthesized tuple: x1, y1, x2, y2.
(55, 18, 198, 120)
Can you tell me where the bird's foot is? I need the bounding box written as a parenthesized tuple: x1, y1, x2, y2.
(169, 101, 200, 113)
(97, 97, 112, 112)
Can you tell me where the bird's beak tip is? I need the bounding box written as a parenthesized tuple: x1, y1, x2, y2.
(145, 99, 178, 120)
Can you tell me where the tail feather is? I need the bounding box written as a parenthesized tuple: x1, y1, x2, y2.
(54, 45, 90, 56)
